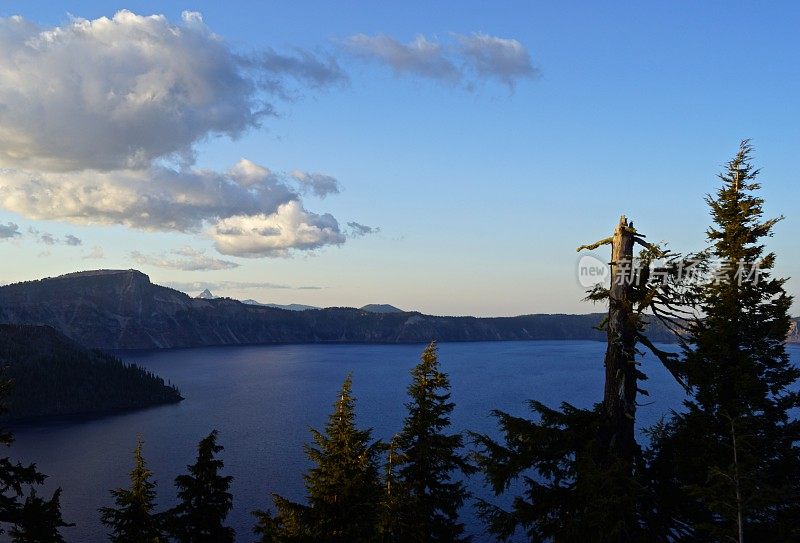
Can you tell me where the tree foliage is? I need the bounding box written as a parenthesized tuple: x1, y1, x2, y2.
(646, 141, 800, 542)
(381, 341, 474, 542)
(165, 431, 234, 543)
(255, 375, 382, 543)
(100, 436, 163, 542)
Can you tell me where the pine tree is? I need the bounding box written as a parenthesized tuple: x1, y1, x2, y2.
(9, 488, 71, 543)
(165, 430, 234, 543)
(647, 141, 800, 541)
(382, 341, 473, 542)
(99, 436, 162, 542)
(256, 375, 382, 542)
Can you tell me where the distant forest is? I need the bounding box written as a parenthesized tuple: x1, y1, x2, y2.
(0, 324, 182, 422)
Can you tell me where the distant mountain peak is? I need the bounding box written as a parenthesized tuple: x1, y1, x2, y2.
(195, 289, 216, 299)
(360, 303, 403, 313)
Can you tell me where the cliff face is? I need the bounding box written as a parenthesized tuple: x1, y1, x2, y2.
(0, 270, 676, 350)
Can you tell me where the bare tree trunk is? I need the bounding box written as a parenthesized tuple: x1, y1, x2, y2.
(602, 216, 638, 462)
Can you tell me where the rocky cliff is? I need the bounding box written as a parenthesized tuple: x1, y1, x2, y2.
(0, 270, 677, 350)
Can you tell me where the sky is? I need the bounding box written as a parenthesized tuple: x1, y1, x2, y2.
(0, 1, 798, 316)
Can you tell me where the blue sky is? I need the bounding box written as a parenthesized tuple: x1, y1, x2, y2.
(0, 1, 797, 315)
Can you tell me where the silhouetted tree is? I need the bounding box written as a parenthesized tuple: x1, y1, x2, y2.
(255, 375, 382, 542)
(100, 436, 162, 542)
(381, 341, 473, 542)
(165, 431, 234, 543)
(9, 488, 71, 543)
(473, 215, 691, 542)
(0, 371, 71, 540)
(647, 141, 800, 541)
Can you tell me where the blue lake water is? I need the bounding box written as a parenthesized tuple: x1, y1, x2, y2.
(9, 341, 800, 542)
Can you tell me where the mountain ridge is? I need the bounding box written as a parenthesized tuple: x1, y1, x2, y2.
(0, 269, 769, 350)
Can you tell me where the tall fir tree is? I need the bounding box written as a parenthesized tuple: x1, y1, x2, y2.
(382, 341, 473, 542)
(9, 488, 71, 543)
(646, 141, 800, 541)
(99, 436, 162, 542)
(255, 375, 383, 543)
(165, 430, 234, 543)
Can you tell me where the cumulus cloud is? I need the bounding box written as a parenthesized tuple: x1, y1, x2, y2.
(347, 221, 380, 237)
(0, 11, 348, 258)
(131, 247, 240, 271)
(0, 11, 261, 172)
(341, 32, 536, 88)
(212, 200, 345, 257)
(291, 171, 341, 198)
(0, 222, 21, 239)
(83, 246, 105, 259)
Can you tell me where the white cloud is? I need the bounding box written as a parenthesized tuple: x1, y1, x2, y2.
(212, 200, 345, 257)
(341, 32, 536, 88)
(0, 222, 21, 239)
(0, 11, 260, 172)
(131, 247, 239, 271)
(0, 11, 349, 258)
(0, 162, 297, 231)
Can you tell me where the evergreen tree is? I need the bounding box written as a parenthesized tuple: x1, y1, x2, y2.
(382, 341, 473, 542)
(9, 488, 71, 543)
(255, 375, 382, 542)
(99, 436, 162, 542)
(647, 141, 800, 541)
(165, 430, 234, 543)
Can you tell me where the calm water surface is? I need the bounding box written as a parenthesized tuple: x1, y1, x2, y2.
(10, 341, 799, 542)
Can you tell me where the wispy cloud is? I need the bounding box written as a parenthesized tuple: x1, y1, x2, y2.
(28, 228, 83, 246)
(343, 34, 459, 82)
(82, 246, 105, 259)
(131, 247, 240, 271)
(255, 47, 348, 95)
(163, 280, 305, 293)
(0, 222, 21, 239)
(347, 221, 381, 237)
(341, 32, 537, 89)
(291, 171, 341, 198)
